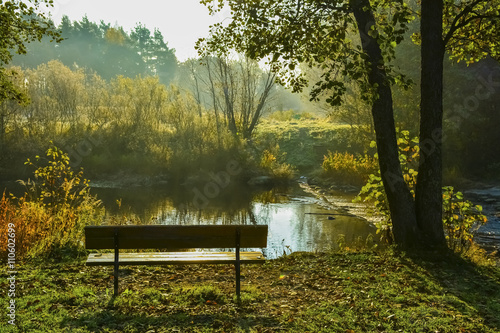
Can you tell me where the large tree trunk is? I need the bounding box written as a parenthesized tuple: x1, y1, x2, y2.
(416, 0, 447, 248)
(0, 111, 5, 153)
(351, 0, 419, 247)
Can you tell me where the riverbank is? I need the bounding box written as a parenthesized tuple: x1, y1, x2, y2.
(2, 250, 499, 332)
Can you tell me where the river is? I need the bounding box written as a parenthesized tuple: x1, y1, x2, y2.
(92, 181, 380, 259)
(464, 186, 500, 253)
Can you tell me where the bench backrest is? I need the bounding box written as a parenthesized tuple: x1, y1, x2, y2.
(85, 225, 268, 250)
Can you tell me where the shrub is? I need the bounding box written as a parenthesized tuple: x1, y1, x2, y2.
(260, 144, 296, 182)
(322, 151, 377, 186)
(268, 109, 297, 122)
(442, 186, 487, 252)
(0, 144, 103, 261)
(299, 112, 315, 120)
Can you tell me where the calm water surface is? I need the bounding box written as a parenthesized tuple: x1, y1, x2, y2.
(92, 183, 380, 258)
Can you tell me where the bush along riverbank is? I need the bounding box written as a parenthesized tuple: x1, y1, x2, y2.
(1, 249, 499, 332)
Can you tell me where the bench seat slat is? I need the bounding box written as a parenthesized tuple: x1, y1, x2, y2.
(86, 251, 266, 266)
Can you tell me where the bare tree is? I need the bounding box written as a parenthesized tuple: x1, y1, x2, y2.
(184, 55, 276, 140)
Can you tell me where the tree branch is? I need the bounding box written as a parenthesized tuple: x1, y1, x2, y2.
(443, 0, 495, 46)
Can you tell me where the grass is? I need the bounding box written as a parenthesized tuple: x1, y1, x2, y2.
(1, 249, 499, 332)
(255, 119, 362, 173)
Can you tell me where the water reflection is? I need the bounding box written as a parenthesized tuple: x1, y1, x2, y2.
(93, 184, 380, 258)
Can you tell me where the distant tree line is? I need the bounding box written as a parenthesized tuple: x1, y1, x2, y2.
(11, 16, 178, 85)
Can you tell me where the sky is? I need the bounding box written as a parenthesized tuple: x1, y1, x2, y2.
(45, 0, 231, 62)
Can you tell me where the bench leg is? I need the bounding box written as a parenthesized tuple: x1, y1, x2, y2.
(235, 262, 241, 301)
(235, 229, 241, 302)
(114, 230, 119, 296)
(113, 262, 119, 296)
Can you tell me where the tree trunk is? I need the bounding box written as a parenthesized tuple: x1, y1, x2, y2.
(0, 110, 5, 153)
(205, 57, 223, 147)
(416, 0, 447, 248)
(245, 72, 275, 139)
(216, 58, 238, 136)
(351, 0, 419, 247)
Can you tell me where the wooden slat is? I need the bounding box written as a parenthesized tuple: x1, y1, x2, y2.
(85, 225, 268, 250)
(86, 251, 266, 266)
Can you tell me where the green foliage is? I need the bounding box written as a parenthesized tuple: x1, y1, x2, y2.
(321, 151, 377, 186)
(409, 1, 500, 65)
(442, 186, 487, 252)
(355, 130, 487, 251)
(23, 144, 93, 209)
(299, 112, 315, 120)
(161, 88, 247, 181)
(199, 0, 414, 106)
(395, 130, 420, 191)
(355, 130, 418, 227)
(0, 0, 61, 103)
(442, 0, 500, 65)
(355, 173, 391, 231)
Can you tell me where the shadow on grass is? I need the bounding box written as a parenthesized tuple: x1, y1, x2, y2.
(61, 306, 282, 332)
(409, 251, 500, 332)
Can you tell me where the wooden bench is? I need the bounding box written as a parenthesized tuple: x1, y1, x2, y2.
(84, 225, 268, 299)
